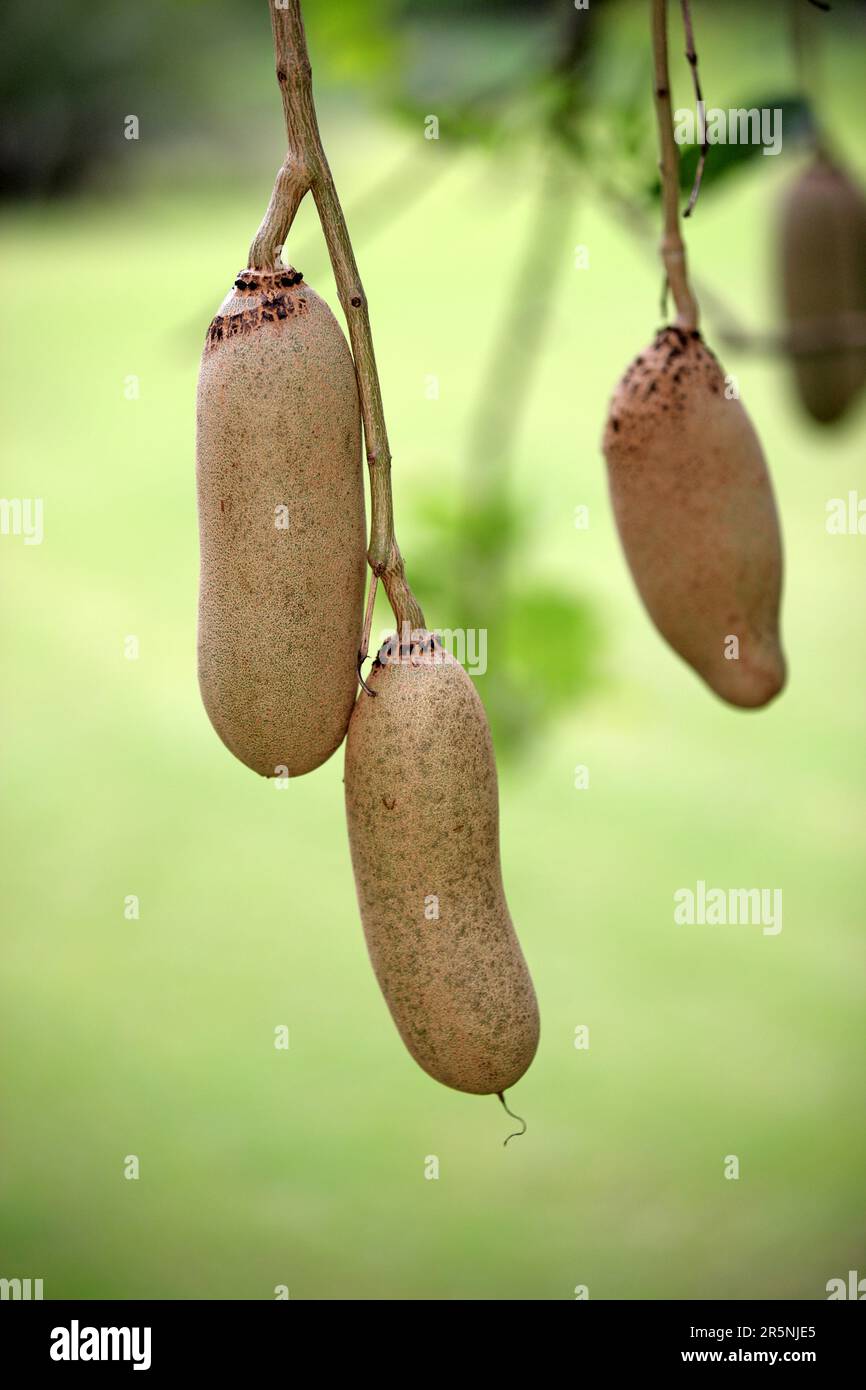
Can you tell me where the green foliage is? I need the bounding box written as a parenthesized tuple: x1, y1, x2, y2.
(303, 0, 398, 81)
(382, 9, 566, 152)
(408, 494, 600, 760)
(0, 0, 398, 196)
(646, 96, 817, 204)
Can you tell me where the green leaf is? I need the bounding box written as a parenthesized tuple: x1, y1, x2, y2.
(647, 96, 816, 202)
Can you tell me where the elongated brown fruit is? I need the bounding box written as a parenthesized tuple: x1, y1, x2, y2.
(345, 634, 539, 1095)
(602, 327, 785, 709)
(780, 154, 866, 425)
(196, 267, 366, 776)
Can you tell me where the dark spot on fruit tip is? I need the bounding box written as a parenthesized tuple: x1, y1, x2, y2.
(690, 330, 700, 339)
(611, 418, 620, 432)
(382, 795, 396, 810)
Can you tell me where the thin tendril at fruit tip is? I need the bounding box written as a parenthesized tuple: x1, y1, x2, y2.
(497, 1091, 527, 1146)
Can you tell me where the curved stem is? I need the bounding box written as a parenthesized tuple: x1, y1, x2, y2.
(254, 0, 424, 633)
(248, 153, 311, 269)
(651, 0, 700, 331)
(679, 0, 708, 218)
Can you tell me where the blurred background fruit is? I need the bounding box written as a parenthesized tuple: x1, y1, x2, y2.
(780, 154, 866, 424)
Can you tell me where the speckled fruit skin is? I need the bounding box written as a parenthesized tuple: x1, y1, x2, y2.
(602, 327, 785, 709)
(781, 155, 866, 425)
(196, 267, 365, 776)
(344, 635, 539, 1095)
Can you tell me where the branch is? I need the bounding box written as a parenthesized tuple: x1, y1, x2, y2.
(651, 0, 700, 330)
(252, 0, 424, 634)
(590, 169, 866, 359)
(679, 0, 707, 217)
(248, 153, 310, 269)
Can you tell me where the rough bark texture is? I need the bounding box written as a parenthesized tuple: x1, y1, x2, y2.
(652, 0, 699, 330)
(251, 0, 424, 630)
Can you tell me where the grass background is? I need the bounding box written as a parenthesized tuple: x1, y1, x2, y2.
(1, 0, 864, 1299)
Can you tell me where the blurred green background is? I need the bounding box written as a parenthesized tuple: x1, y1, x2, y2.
(1, 0, 864, 1300)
